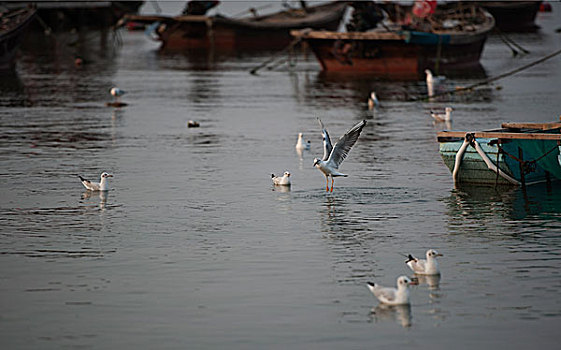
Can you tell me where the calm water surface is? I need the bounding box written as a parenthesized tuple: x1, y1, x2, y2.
(1, 2, 561, 349)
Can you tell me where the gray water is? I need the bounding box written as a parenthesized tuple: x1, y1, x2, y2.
(1, 2, 561, 349)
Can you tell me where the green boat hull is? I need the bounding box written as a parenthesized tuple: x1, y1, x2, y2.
(440, 138, 561, 186)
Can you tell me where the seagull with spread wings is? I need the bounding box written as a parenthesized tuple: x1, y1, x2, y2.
(313, 118, 366, 192)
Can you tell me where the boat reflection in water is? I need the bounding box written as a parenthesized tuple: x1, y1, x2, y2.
(445, 182, 561, 222)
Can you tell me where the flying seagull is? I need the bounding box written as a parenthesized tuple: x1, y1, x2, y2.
(313, 118, 366, 192)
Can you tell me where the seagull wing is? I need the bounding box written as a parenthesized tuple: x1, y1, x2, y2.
(326, 120, 367, 168)
(407, 258, 427, 274)
(370, 284, 397, 303)
(317, 118, 333, 161)
(79, 176, 100, 191)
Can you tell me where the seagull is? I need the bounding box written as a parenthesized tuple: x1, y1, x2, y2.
(313, 118, 366, 192)
(368, 91, 380, 110)
(271, 171, 291, 186)
(295, 133, 311, 151)
(425, 69, 446, 97)
(78, 172, 113, 191)
(110, 87, 126, 102)
(405, 249, 443, 275)
(430, 107, 453, 123)
(187, 120, 200, 128)
(367, 276, 414, 306)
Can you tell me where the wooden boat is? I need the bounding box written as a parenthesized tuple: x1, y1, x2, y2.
(479, 1, 542, 32)
(120, 1, 348, 51)
(437, 121, 561, 186)
(291, 3, 494, 78)
(0, 6, 37, 71)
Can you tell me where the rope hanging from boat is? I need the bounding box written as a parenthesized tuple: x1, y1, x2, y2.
(249, 31, 309, 75)
(412, 47, 561, 101)
(497, 142, 561, 175)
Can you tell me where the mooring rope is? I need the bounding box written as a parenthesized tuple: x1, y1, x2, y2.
(412, 47, 561, 101)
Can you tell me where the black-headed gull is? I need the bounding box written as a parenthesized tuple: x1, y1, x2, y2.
(271, 171, 291, 186)
(406, 249, 443, 275)
(368, 91, 380, 110)
(425, 69, 446, 97)
(313, 118, 366, 192)
(295, 133, 311, 151)
(110, 87, 126, 101)
(79, 172, 113, 191)
(430, 107, 453, 123)
(367, 276, 414, 305)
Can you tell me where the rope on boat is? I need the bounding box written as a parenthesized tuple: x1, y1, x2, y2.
(412, 47, 561, 101)
(452, 138, 470, 183)
(472, 138, 521, 185)
(497, 142, 561, 175)
(452, 134, 521, 185)
(494, 27, 530, 56)
(249, 30, 310, 75)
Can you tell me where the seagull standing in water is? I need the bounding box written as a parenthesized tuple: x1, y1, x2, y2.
(295, 133, 311, 151)
(313, 118, 366, 192)
(368, 91, 380, 110)
(367, 276, 414, 305)
(425, 69, 446, 97)
(79, 172, 113, 191)
(430, 107, 453, 123)
(405, 249, 443, 275)
(110, 87, 126, 102)
(271, 171, 291, 186)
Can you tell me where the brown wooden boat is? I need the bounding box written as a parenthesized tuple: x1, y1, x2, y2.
(0, 6, 37, 70)
(291, 3, 495, 78)
(120, 1, 348, 51)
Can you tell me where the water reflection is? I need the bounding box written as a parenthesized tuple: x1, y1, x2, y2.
(296, 65, 492, 110)
(81, 190, 109, 210)
(370, 304, 412, 328)
(445, 183, 561, 222)
(415, 274, 441, 291)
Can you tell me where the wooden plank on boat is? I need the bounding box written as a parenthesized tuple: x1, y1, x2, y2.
(437, 131, 561, 140)
(290, 29, 405, 40)
(501, 122, 561, 130)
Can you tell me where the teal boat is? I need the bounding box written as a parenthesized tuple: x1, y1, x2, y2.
(437, 122, 561, 186)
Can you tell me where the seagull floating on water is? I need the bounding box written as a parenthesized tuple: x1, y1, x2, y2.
(313, 118, 366, 192)
(187, 120, 200, 128)
(110, 87, 126, 101)
(406, 249, 443, 275)
(368, 91, 380, 110)
(367, 276, 414, 306)
(430, 107, 453, 123)
(425, 69, 446, 97)
(271, 171, 291, 186)
(295, 133, 311, 151)
(79, 172, 113, 191)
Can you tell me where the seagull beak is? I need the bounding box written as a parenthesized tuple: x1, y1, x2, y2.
(436, 253, 443, 257)
(409, 278, 419, 285)
(107, 174, 114, 177)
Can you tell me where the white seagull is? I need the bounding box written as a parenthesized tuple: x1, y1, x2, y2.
(271, 171, 291, 186)
(430, 107, 453, 123)
(313, 118, 366, 192)
(110, 87, 126, 101)
(405, 249, 443, 275)
(79, 172, 113, 191)
(368, 91, 380, 110)
(367, 276, 414, 306)
(295, 133, 311, 151)
(425, 69, 446, 97)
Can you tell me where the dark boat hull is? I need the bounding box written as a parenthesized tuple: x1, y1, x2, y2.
(0, 7, 37, 71)
(127, 1, 348, 52)
(480, 1, 541, 32)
